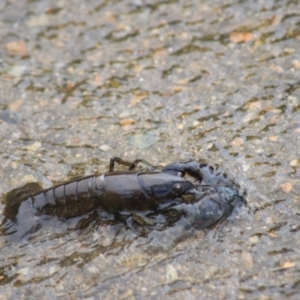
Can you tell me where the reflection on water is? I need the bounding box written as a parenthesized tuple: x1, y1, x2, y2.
(0, 0, 300, 298)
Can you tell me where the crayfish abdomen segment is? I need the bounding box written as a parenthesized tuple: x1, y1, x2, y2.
(31, 175, 104, 219)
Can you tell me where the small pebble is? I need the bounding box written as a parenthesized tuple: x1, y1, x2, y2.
(17, 267, 29, 275)
(240, 251, 253, 269)
(128, 132, 156, 149)
(166, 264, 178, 283)
(49, 265, 61, 275)
(24, 141, 42, 152)
(7, 65, 27, 77)
(99, 144, 110, 152)
(249, 235, 259, 245)
(87, 265, 99, 274)
(290, 159, 298, 167)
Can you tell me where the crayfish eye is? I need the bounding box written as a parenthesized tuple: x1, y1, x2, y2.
(173, 183, 183, 194)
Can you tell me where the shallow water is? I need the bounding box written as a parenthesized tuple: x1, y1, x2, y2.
(0, 0, 300, 298)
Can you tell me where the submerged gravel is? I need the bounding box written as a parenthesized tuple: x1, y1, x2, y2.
(0, 0, 300, 299)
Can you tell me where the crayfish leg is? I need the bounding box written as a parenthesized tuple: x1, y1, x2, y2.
(109, 157, 156, 172)
(128, 159, 156, 171)
(109, 157, 131, 172)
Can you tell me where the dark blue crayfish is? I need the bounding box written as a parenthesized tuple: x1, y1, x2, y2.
(1, 157, 246, 238)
